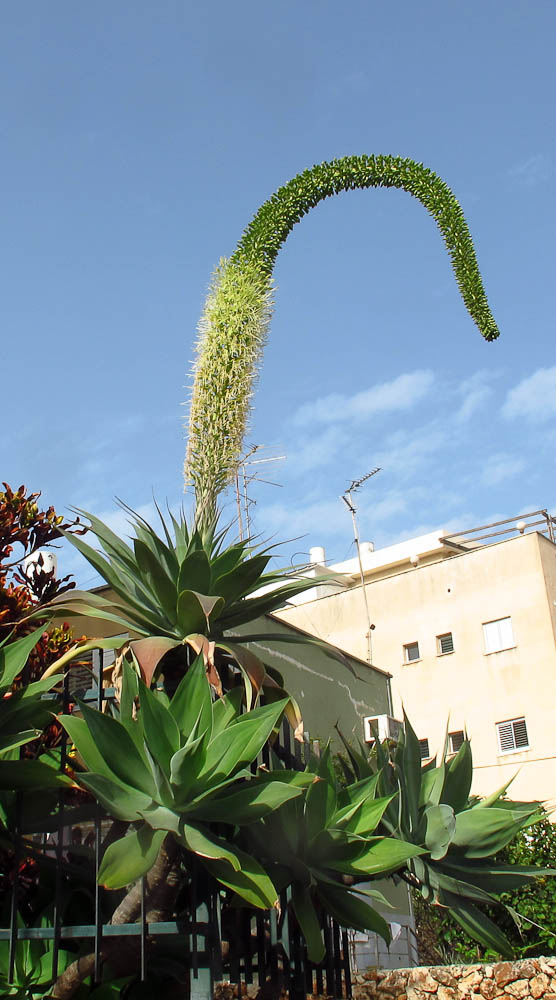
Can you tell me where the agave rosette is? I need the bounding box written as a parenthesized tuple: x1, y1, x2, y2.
(60, 654, 314, 907)
(338, 716, 553, 957)
(243, 743, 424, 962)
(40, 504, 344, 730)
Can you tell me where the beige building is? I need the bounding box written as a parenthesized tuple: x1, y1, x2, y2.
(275, 510, 556, 809)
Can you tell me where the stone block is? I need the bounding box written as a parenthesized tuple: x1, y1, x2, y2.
(504, 979, 530, 998)
(436, 972, 458, 989)
(409, 971, 439, 993)
(460, 971, 483, 991)
(519, 962, 540, 980)
(530, 973, 550, 998)
(495, 965, 516, 989)
(480, 978, 504, 999)
(437, 987, 457, 1000)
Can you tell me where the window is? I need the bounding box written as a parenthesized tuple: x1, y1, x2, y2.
(404, 641, 420, 663)
(419, 738, 430, 760)
(496, 717, 529, 754)
(449, 730, 465, 754)
(437, 632, 454, 655)
(483, 617, 515, 654)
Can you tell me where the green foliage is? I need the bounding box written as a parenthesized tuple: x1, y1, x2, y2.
(59, 655, 305, 907)
(0, 627, 65, 772)
(244, 743, 423, 962)
(0, 913, 74, 998)
(42, 503, 350, 730)
(414, 814, 556, 963)
(185, 154, 500, 517)
(338, 717, 550, 958)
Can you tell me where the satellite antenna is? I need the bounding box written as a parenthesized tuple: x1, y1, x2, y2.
(341, 467, 381, 664)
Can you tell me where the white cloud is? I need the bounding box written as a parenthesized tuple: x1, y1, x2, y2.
(373, 423, 448, 480)
(455, 371, 495, 424)
(288, 425, 350, 474)
(293, 371, 434, 428)
(502, 367, 556, 423)
(507, 154, 550, 189)
(481, 454, 526, 488)
(259, 498, 347, 545)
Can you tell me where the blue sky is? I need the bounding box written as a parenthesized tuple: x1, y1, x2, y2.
(1, 1, 555, 584)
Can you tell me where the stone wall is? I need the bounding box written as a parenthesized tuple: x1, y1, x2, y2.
(352, 958, 556, 1000)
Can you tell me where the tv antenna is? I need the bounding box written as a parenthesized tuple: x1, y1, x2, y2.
(234, 446, 286, 539)
(341, 467, 381, 664)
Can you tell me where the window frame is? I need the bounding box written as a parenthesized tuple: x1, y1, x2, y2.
(437, 632, 454, 656)
(403, 641, 420, 664)
(418, 737, 430, 760)
(496, 717, 529, 754)
(483, 616, 516, 655)
(449, 730, 465, 754)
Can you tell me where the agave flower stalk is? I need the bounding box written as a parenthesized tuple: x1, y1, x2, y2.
(185, 154, 500, 523)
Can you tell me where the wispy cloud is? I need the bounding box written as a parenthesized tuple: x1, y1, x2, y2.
(481, 454, 526, 487)
(507, 154, 550, 189)
(455, 370, 496, 424)
(502, 367, 556, 423)
(293, 371, 434, 428)
(373, 422, 448, 480)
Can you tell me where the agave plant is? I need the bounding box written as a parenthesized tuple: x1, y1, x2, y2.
(0, 913, 74, 1000)
(40, 504, 343, 721)
(60, 655, 313, 907)
(338, 716, 552, 957)
(242, 743, 424, 962)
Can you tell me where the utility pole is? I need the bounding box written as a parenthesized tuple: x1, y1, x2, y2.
(341, 468, 381, 664)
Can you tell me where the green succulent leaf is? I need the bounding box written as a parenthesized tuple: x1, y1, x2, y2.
(138, 679, 180, 772)
(423, 803, 457, 860)
(98, 824, 166, 889)
(444, 894, 513, 957)
(0, 760, 73, 789)
(329, 836, 425, 876)
(442, 739, 473, 813)
(169, 654, 213, 740)
(318, 885, 391, 944)
(177, 550, 212, 597)
(79, 772, 153, 821)
(200, 698, 288, 782)
(74, 702, 156, 797)
(292, 886, 325, 963)
(0, 626, 48, 691)
(188, 775, 304, 824)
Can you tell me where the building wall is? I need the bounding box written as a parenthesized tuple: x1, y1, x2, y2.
(277, 533, 556, 806)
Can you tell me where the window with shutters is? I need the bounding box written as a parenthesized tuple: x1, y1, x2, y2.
(496, 717, 529, 754)
(404, 641, 420, 663)
(437, 632, 454, 655)
(483, 617, 515, 654)
(418, 738, 430, 760)
(449, 730, 465, 753)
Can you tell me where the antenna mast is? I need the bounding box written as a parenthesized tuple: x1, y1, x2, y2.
(235, 447, 285, 539)
(341, 467, 381, 664)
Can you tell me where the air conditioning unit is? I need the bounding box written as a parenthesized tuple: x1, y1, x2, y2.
(363, 714, 403, 744)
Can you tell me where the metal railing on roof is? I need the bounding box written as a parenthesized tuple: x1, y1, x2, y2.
(440, 508, 556, 552)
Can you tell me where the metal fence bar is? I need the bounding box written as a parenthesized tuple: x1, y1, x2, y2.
(94, 661, 104, 984)
(140, 877, 147, 981)
(51, 672, 70, 982)
(342, 929, 352, 997)
(7, 792, 21, 983)
(333, 918, 343, 997)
